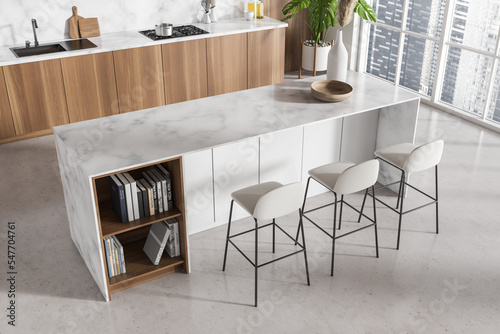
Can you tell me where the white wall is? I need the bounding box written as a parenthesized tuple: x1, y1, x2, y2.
(0, 0, 244, 47)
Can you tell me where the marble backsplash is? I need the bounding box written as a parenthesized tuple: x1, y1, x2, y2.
(0, 0, 246, 47)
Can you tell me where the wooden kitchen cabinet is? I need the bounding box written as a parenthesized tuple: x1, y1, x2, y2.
(3, 59, 69, 135)
(207, 34, 248, 96)
(0, 67, 16, 139)
(61, 52, 119, 123)
(113, 45, 165, 113)
(163, 39, 208, 104)
(248, 28, 286, 89)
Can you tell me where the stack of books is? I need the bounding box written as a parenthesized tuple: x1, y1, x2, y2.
(103, 236, 126, 278)
(143, 218, 181, 265)
(109, 164, 173, 223)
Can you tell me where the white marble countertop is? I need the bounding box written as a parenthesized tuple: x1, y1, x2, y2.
(0, 17, 287, 66)
(54, 71, 420, 178)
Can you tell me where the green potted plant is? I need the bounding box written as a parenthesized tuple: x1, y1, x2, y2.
(282, 0, 377, 72)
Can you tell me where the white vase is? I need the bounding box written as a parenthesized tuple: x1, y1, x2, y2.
(302, 42, 331, 72)
(327, 30, 348, 82)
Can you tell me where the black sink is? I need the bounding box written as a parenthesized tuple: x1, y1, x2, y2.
(11, 43, 66, 57)
(10, 38, 97, 58)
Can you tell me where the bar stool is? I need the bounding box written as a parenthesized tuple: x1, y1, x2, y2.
(360, 140, 444, 249)
(222, 182, 310, 307)
(298, 159, 380, 276)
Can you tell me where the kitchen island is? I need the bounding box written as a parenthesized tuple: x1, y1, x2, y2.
(54, 71, 420, 301)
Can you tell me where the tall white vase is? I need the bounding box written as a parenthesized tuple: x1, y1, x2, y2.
(327, 30, 348, 82)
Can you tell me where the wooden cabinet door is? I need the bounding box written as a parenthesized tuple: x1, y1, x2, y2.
(61, 52, 119, 123)
(163, 39, 208, 104)
(0, 67, 16, 139)
(248, 28, 286, 89)
(113, 45, 165, 113)
(4, 59, 69, 135)
(207, 34, 248, 96)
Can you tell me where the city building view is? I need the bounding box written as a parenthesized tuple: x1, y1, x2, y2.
(365, 0, 500, 123)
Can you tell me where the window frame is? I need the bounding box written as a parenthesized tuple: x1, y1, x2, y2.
(357, 0, 500, 131)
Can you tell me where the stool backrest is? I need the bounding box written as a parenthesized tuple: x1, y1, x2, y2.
(333, 159, 380, 195)
(404, 140, 444, 173)
(253, 182, 305, 220)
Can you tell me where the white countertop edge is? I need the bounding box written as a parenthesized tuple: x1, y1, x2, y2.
(0, 17, 288, 66)
(53, 74, 420, 179)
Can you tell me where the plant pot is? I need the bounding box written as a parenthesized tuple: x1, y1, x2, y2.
(302, 41, 331, 72)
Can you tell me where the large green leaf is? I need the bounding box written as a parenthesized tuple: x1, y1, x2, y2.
(354, 0, 377, 22)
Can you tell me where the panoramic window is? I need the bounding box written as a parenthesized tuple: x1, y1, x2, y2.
(364, 0, 500, 124)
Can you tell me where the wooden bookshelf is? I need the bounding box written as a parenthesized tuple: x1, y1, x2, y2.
(92, 156, 189, 300)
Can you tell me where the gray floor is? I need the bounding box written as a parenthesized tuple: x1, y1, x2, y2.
(1, 102, 500, 334)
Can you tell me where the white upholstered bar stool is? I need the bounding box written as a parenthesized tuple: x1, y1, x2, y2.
(222, 182, 310, 307)
(360, 140, 444, 249)
(297, 159, 380, 276)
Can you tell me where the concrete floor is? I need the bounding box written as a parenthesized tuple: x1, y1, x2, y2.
(1, 103, 500, 334)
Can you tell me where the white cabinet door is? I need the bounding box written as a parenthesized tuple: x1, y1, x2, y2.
(183, 150, 214, 235)
(260, 127, 303, 185)
(302, 119, 343, 197)
(340, 110, 380, 163)
(213, 137, 259, 225)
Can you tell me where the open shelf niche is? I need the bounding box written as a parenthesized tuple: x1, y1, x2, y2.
(92, 156, 189, 298)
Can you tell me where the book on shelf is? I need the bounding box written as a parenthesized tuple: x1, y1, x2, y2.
(165, 218, 180, 257)
(136, 187, 144, 218)
(142, 172, 159, 215)
(123, 172, 140, 220)
(155, 164, 173, 210)
(112, 235, 126, 274)
(109, 174, 128, 223)
(113, 239, 121, 275)
(151, 169, 169, 212)
(104, 236, 126, 277)
(116, 173, 134, 223)
(136, 181, 149, 217)
(143, 221, 171, 265)
(146, 170, 164, 214)
(104, 237, 113, 278)
(138, 178, 154, 216)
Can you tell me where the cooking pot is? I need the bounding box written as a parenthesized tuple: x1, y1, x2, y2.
(155, 23, 173, 37)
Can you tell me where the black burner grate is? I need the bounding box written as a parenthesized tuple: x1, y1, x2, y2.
(139, 25, 209, 41)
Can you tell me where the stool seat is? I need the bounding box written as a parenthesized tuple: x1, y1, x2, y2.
(363, 139, 444, 249)
(223, 181, 310, 306)
(231, 181, 282, 216)
(298, 159, 380, 276)
(374, 143, 417, 170)
(308, 161, 355, 191)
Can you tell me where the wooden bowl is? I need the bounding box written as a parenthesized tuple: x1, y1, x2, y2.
(311, 80, 353, 102)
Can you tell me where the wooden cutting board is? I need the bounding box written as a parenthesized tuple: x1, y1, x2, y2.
(78, 17, 101, 38)
(78, 18, 100, 38)
(69, 6, 83, 39)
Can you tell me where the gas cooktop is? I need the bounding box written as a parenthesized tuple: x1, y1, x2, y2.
(139, 25, 209, 41)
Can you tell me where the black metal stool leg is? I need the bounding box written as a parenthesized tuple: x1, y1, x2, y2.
(396, 173, 406, 250)
(372, 185, 379, 258)
(299, 209, 310, 286)
(357, 188, 369, 223)
(331, 194, 338, 276)
(396, 171, 404, 210)
(435, 165, 439, 234)
(272, 218, 276, 253)
(254, 218, 258, 307)
(295, 177, 312, 245)
(338, 195, 344, 230)
(222, 200, 234, 271)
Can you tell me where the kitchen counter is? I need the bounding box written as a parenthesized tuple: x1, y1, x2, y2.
(0, 17, 287, 66)
(54, 71, 420, 301)
(54, 71, 420, 177)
